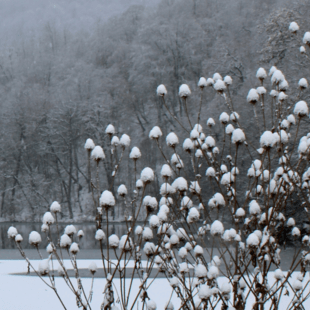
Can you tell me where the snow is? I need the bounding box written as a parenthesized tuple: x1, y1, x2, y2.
(213, 73, 222, 81)
(7, 226, 18, 239)
(270, 89, 279, 97)
(161, 164, 173, 178)
(69, 242, 79, 254)
(60, 234, 72, 247)
(15, 234, 23, 243)
(91, 145, 105, 161)
(149, 215, 160, 228)
(50, 201, 61, 213)
(231, 128, 245, 144)
(207, 118, 215, 127)
(149, 126, 163, 139)
(38, 259, 50, 275)
(230, 112, 239, 121)
(88, 262, 98, 274)
(213, 79, 226, 92)
(43, 212, 55, 225)
(189, 181, 201, 194)
(300, 46, 306, 53)
(260, 131, 276, 148)
(271, 70, 284, 84)
(46, 243, 54, 254)
(171, 177, 188, 191)
(221, 172, 234, 185)
(194, 245, 204, 256)
(147, 300, 157, 310)
(170, 234, 180, 246)
(198, 284, 212, 299)
(187, 207, 200, 223)
(279, 79, 289, 91)
(235, 208, 245, 217)
(156, 84, 167, 96)
(280, 130, 288, 144)
(181, 196, 193, 209)
(117, 184, 127, 196)
(143, 227, 153, 241)
(178, 247, 188, 259)
(95, 229, 105, 241)
(140, 167, 155, 183)
(225, 124, 234, 135)
(246, 233, 260, 247)
(247, 88, 259, 103)
(224, 75, 232, 85)
(171, 153, 182, 166)
(105, 124, 115, 135)
(111, 136, 120, 146)
(205, 136, 216, 148)
(280, 119, 289, 129)
(249, 200, 261, 215)
(183, 138, 194, 151)
(166, 132, 179, 147)
(120, 134, 131, 147)
(289, 21, 299, 32)
(256, 67, 267, 79)
(294, 100, 309, 117)
(135, 226, 143, 235)
(84, 138, 95, 150)
(298, 78, 308, 89)
(210, 220, 224, 236)
(303, 32, 310, 44)
(292, 227, 301, 237)
(195, 264, 208, 278)
(206, 78, 214, 86)
(190, 128, 199, 140)
(143, 242, 156, 256)
(256, 86, 266, 95)
(160, 183, 174, 196)
(198, 77, 207, 88)
(278, 92, 288, 101)
(219, 112, 229, 124)
(179, 84, 191, 97)
(206, 167, 215, 177)
(136, 179, 144, 189)
(269, 66, 277, 76)
(287, 217, 295, 227)
(100, 190, 116, 208)
(29, 231, 42, 246)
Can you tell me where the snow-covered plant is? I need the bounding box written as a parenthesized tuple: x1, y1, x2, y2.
(10, 21, 310, 310)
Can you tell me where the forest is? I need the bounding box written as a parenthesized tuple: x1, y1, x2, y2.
(0, 0, 309, 222)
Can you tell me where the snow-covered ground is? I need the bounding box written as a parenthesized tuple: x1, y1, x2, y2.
(1, 259, 310, 310)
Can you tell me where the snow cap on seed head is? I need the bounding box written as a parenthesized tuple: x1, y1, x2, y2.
(161, 164, 173, 178)
(149, 126, 163, 139)
(157, 84, 167, 96)
(303, 32, 310, 45)
(7, 226, 18, 239)
(129, 147, 141, 159)
(120, 134, 131, 147)
(50, 201, 61, 213)
(84, 138, 95, 150)
(100, 190, 116, 208)
(210, 220, 224, 236)
(247, 88, 259, 103)
(43, 212, 55, 225)
(256, 67, 267, 80)
(91, 146, 105, 161)
(105, 124, 115, 135)
(179, 84, 191, 98)
(166, 132, 179, 147)
(198, 77, 208, 88)
(207, 118, 215, 127)
(140, 167, 155, 183)
(219, 112, 229, 124)
(294, 100, 309, 117)
(289, 22, 299, 33)
(117, 184, 128, 196)
(213, 79, 226, 92)
(298, 78, 308, 89)
(232, 128, 245, 144)
(224, 75, 232, 85)
(29, 231, 42, 246)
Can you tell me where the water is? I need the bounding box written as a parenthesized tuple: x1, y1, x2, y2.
(0, 221, 129, 250)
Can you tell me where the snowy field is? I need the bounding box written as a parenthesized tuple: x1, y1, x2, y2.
(1, 259, 310, 309)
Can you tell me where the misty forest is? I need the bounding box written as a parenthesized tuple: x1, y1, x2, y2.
(0, 0, 309, 222)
